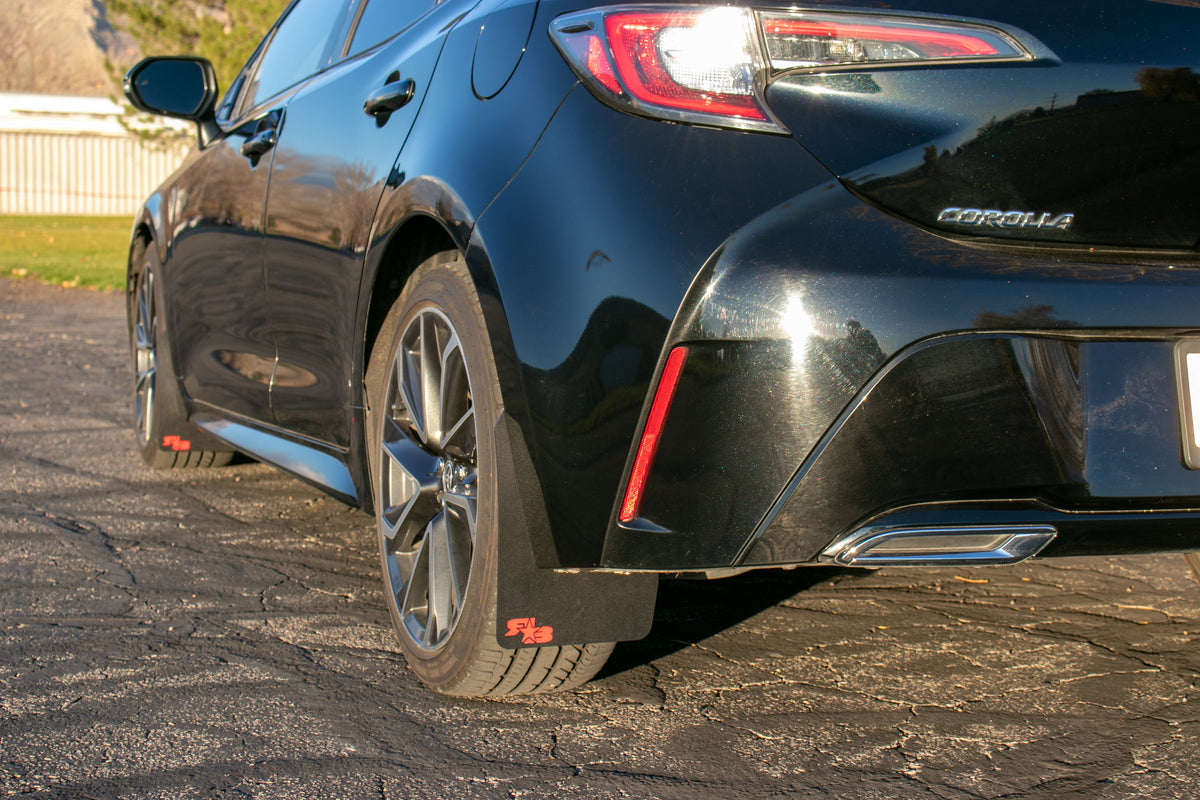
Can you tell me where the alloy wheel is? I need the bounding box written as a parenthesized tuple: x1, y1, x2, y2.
(132, 268, 157, 448)
(378, 307, 478, 652)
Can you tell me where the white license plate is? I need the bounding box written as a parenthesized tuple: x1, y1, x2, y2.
(1175, 342, 1200, 469)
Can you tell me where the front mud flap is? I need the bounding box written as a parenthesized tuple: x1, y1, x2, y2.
(494, 413, 657, 649)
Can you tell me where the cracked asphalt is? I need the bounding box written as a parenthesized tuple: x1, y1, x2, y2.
(2, 278, 1200, 799)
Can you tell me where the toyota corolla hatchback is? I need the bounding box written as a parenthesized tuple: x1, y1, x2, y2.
(124, 0, 1200, 696)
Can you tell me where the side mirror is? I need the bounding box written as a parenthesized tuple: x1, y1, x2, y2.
(124, 57, 218, 121)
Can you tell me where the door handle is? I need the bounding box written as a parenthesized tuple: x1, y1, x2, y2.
(364, 78, 416, 119)
(240, 128, 277, 159)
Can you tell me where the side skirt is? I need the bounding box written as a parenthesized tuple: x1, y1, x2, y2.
(192, 412, 359, 506)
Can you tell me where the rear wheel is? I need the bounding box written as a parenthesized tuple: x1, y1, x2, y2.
(129, 239, 233, 469)
(365, 253, 612, 696)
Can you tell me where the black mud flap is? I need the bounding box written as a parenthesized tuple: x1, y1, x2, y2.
(494, 413, 657, 649)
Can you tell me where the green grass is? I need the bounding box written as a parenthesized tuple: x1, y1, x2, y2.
(0, 216, 131, 291)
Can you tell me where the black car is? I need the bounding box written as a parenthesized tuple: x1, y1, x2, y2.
(124, 0, 1200, 696)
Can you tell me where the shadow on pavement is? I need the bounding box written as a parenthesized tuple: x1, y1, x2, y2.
(598, 566, 861, 679)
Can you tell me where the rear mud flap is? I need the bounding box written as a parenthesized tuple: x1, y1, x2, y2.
(494, 413, 657, 649)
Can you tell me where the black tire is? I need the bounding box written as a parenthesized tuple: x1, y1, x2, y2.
(128, 239, 234, 470)
(1185, 553, 1200, 584)
(365, 252, 613, 696)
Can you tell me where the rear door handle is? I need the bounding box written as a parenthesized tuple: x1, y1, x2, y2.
(364, 78, 415, 119)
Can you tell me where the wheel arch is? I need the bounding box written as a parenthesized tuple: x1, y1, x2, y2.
(126, 228, 151, 322)
(361, 213, 461, 376)
(359, 175, 533, 419)
(358, 179, 557, 565)
(128, 192, 167, 267)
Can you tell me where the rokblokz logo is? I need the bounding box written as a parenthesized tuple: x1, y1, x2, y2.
(505, 617, 554, 645)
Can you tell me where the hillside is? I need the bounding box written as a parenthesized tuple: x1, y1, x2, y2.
(105, 0, 288, 92)
(1, 0, 138, 96)
(0, 0, 287, 98)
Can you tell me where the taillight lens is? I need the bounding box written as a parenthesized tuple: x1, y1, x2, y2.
(605, 9, 766, 121)
(551, 6, 1032, 132)
(759, 12, 1027, 69)
(552, 6, 781, 133)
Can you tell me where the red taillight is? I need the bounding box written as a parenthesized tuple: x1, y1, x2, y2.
(551, 7, 782, 133)
(618, 346, 688, 524)
(550, 6, 1030, 132)
(585, 34, 622, 96)
(604, 12, 767, 121)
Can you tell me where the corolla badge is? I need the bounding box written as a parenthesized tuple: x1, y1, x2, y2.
(938, 207, 1075, 231)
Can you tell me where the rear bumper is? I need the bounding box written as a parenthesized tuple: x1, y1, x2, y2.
(599, 181, 1200, 570)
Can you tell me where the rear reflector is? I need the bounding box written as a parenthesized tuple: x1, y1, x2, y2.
(619, 346, 688, 523)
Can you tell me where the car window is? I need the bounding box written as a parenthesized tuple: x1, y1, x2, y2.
(213, 32, 271, 124)
(347, 0, 438, 56)
(243, 0, 351, 110)
(215, 69, 248, 124)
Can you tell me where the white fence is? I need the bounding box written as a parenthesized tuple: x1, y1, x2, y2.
(0, 94, 190, 217)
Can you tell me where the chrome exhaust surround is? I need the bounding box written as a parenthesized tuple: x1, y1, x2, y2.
(821, 524, 1057, 567)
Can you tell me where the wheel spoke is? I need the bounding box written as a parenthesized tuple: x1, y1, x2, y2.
(397, 342, 426, 444)
(379, 427, 440, 548)
(425, 511, 454, 644)
(138, 382, 154, 442)
(134, 321, 153, 352)
(439, 334, 463, 429)
(134, 365, 155, 394)
(442, 498, 473, 614)
(399, 533, 431, 636)
(442, 487, 477, 545)
(382, 418, 440, 478)
(442, 407, 475, 460)
(419, 314, 445, 449)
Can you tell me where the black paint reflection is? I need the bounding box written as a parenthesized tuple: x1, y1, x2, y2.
(216, 350, 274, 385)
(749, 337, 1084, 564)
(748, 335, 1200, 565)
(852, 72, 1200, 249)
(521, 297, 669, 565)
(602, 319, 888, 569)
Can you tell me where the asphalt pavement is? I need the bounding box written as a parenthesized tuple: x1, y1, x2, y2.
(2, 278, 1199, 799)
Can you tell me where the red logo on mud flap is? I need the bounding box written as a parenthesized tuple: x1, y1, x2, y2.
(161, 435, 191, 452)
(505, 617, 554, 645)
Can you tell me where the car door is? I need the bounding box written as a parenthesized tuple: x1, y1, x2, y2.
(173, 0, 356, 423)
(169, 96, 277, 422)
(261, 0, 465, 447)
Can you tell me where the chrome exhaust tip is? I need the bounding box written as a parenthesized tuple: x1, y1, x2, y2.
(821, 524, 1057, 567)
